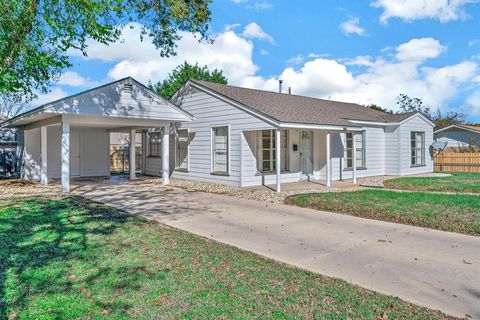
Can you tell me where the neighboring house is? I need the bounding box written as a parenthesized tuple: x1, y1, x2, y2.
(434, 124, 480, 149)
(1, 77, 435, 192)
(170, 80, 434, 189)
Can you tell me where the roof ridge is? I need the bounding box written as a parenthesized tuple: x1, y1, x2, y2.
(193, 79, 384, 110)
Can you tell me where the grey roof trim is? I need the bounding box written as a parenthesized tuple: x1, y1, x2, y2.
(2, 77, 193, 128)
(434, 124, 480, 134)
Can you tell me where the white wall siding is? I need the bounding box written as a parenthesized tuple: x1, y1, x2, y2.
(399, 116, 434, 175)
(384, 126, 400, 175)
(22, 126, 110, 180)
(172, 90, 273, 186)
(22, 128, 41, 180)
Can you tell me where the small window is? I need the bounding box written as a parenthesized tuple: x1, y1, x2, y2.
(212, 126, 229, 174)
(256, 130, 289, 172)
(176, 129, 189, 170)
(344, 132, 366, 169)
(411, 131, 425, 166)
(148, 132, 162, 157)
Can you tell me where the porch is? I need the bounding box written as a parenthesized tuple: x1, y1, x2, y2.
(240, 128, 364, 192)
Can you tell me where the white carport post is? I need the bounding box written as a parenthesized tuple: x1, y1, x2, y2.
(162, 124, 170, 185)
(129, 129, 136, 180)
(61, 122, 70, 193)
(40, 126, 48, 185)
(275, 129, 281, 193)
(352, 132, 357, 184)
(326, 132, 331, 187)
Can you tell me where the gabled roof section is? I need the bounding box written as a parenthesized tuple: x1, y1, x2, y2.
(188, 80, 419, 127)
(435, 124, 480, 134)
(2, 77, 193, 128)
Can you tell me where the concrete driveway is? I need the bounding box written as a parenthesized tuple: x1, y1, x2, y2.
(74, 181, 480, 319)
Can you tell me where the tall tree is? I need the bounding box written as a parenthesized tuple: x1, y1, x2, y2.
(0, 93, 29, 119)
(364, 104, 393, 114)
(396, 93, 468, 128)
(150, 61, 227, 99)
(0, 0, 212, 101)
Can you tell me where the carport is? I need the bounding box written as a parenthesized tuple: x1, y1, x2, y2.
(1, 77, 193, 192)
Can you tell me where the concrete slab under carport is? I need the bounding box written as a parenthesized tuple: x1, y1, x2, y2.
(73, 181, 480, 319)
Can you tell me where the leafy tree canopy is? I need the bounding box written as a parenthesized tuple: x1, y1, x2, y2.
(150, 61, 227, 99)
(365, 104, 393, 114)
(396, 93, 468, 128)
(0, 0, 212, 103)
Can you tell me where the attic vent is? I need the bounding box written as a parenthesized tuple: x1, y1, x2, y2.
(123, 83, 133, 93)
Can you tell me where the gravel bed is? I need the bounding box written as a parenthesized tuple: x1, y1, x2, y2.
(0, 179, 60, 199)
(168, 178, 348, 204)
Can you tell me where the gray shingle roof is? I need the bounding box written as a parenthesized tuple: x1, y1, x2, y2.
(193, 80, 417, 126)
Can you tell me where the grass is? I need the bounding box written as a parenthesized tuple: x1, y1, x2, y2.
(0, 196, 454, 319)
(286, 190, 480, 236)
(384, 172, 480, 193)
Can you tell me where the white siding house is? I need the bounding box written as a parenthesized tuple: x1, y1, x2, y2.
(3, 77, 435, 192)
(434, 125, 480, 149)
(169, 80, 435, 189)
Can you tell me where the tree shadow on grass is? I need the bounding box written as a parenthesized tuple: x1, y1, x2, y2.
(0, 196, 137, 319)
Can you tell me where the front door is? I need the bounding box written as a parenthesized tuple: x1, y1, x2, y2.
(70, 132, 81, 176)
(300, 131, 313, 176)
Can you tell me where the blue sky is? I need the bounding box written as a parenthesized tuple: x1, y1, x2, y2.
(41, 0, 480, 122)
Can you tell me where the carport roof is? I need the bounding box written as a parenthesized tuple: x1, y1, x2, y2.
(2, 77, 194, 128)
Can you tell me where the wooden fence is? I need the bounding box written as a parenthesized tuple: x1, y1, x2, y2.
(110, 146, 142, 173)
(434, 151, 480, 173)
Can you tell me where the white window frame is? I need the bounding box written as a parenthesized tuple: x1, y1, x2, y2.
(256, 130, 289, 173)
(411, 131, 426, 166)
(148, 131, 162, 158)
(175, 128, 189, 171)
(211, 125, 230, 175)
(344, 131, 366, 170)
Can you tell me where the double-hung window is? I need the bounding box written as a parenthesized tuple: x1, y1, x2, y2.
(411, 131, 425, 166)
(176, 129, 189, 170)
(148, 132, 162, 157)
(257, 130, 289, 172)
(212, 126, 229, 174)
(344, 132, 366, 169)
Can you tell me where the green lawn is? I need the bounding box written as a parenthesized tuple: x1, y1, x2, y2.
(0, 197, 454, 319)
(286, 190, 480, 236)
(384, 172, 480, 193)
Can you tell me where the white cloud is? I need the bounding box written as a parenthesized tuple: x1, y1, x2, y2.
(246, 1, 273, 10)
(371, 0, 479, 23)
(241, 38, 478, 112)
(242, 22, 274, 44)
(71, 23, 258, 85)
(468, 39, 480, 47)
(466, 91, 480, 114)
(33, 87, 69, 106)
(71, 25, 479, 115)
(58, 71, 93, 87)
(260, 49, 269, 56)
(396, 38, 446, 62)
(286, 54, 305, 65)
(339, 17, 367, 36)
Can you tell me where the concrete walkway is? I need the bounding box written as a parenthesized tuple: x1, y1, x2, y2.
(74, 182, 480, 319)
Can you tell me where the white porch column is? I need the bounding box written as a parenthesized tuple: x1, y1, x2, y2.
(162, 124, 170, 185)
(326, 132, 331, 187)
(40, 126, 48, 185)
(61, 122, 70, 193)
(275, 129, 281, 192)
(352, 132, 357, 184)
(129, 129, 136, 180)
